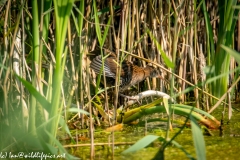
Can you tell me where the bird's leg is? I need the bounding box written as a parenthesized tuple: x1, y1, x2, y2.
(119, 93, 142, 105)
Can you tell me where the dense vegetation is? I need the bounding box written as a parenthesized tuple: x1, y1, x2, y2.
(0, 0, 239, 159)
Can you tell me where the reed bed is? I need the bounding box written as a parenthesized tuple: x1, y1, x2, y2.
(0, 0, 239, 159)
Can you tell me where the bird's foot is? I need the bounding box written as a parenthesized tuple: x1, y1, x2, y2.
(119, 93, 142, 105)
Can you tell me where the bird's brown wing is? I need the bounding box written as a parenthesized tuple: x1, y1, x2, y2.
(90, 54, 133, 86)
(104, 54, 133, 85)
(90, 55, 116, 78)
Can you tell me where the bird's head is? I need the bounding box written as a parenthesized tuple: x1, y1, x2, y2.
(145, 65, 162, 78)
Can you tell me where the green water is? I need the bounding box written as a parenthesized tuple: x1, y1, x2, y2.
(70, 107, 240, 160)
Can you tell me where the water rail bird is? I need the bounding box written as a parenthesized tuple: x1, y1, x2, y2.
(90, 53, 161, 92)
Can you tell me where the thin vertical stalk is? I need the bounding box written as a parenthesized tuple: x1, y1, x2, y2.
(21, 0, 27, 132)
(193, 0, 199, 108)
(136, 0, 144, 62)
(41, 0, 52, 114)
(86, 64, 94, 158)
(78, 0, 84, 125)
(79, 47, 84, 127)
(165, 0, 172, 141)
(35, 0, 47, 128)
(29, 0, 40, 135)
(109, 0, 117, 157)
